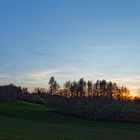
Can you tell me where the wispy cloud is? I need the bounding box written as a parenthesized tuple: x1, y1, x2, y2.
(24, 69, 63, 79)
(0, 66, 140, 97)
(0, 74, 11, 81)
(0, 68, 63, 87)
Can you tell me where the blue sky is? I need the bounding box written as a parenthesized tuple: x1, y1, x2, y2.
(0, 0, 140, 94)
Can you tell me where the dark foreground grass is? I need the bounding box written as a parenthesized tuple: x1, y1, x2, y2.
(0, 101, 140, 140)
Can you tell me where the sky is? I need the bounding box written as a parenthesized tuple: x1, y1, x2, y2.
(0, 0, 140, 95)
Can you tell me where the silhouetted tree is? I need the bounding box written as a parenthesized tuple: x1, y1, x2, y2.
(92, 80, 101, 97)
(78, 78, 86, 97)
(120, 86, 131, 101)
(48, 76, 59, 94)
(87, 80, 92, 97)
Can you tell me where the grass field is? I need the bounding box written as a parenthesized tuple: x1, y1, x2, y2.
(0, 101, 140, 140)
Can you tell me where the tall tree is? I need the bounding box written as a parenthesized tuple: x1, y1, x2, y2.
(64, 80, 71, 97)
(87, 80, 92, 97)
(48, 76, 59, 94)
(106, 81, 113, 99)
(100, 79, 107, 96)
(120, 86, 131, 101)
(93, 80, 100, 97)
(78, 78, 86, 97)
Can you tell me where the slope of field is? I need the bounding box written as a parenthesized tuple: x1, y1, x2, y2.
(0, 101, 140, 140)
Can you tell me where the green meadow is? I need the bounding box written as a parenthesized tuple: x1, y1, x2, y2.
(0, 101, 140, 140)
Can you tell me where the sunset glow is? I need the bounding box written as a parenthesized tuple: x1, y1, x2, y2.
(0, 0, 140, 97)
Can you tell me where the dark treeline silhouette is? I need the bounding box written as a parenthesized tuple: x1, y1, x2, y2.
(0, 84, 46, 104)
(0, 77, 140, 123)
(45, 77, 140, 123)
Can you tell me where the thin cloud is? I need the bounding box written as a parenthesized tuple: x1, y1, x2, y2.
(27, 69, 63, 78)
(0, 68, 63, 87)
(0, 74, 11, 81)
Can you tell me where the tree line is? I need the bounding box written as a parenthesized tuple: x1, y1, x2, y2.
(48, 76, 131, 101)
(0, 76, 140, 123)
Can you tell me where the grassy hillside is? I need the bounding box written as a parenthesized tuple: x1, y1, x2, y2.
(0, 101, 140, 140)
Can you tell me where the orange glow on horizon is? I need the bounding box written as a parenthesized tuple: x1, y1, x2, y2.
(130, 90, 137, 98)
